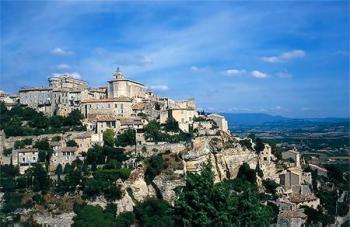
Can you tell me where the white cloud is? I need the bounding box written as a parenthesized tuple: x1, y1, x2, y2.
(250, 70, 269, 79)
(261, 50, 305, 63)
(191, 66, 210, 73)
(56, 64, 70, 69)
(222, 69, 246, 76)
(51, 47, 73, 56)
(51, 72, 81, 79)
(149, 84, 168, 91)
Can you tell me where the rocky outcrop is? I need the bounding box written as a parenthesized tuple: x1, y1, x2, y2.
(124, 166, 156, 202)
(182, 136, 258, 182)
(33, 212, 75, 226)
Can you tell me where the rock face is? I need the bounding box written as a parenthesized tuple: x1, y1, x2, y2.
(124, 166, 156, 202)
(124, 132, 280, 204)
(33, 212, 75, 226)
(116, 193, 135, 215)
(182, 135, 258, 182)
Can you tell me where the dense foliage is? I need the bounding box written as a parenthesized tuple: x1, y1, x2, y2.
(115, 128, 136, 147)
(0, 103, 85, 137)
(144, 155, 166, 184)
(174, 163, 275, 226)
(144, 120, 192, 144)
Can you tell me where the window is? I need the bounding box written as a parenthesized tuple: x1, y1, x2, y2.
(22, 157, 25, 162)
(121, 104, 123, 109)
(33, 157, 36, 161)
(115, 104, 118, 108)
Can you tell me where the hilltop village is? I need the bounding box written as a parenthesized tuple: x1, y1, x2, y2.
(0, 70, 348, 226)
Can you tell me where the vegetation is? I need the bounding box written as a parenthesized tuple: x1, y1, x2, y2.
(144, 120, 192, 144)
(0, 103, 84, 137)
(103, 129, 115, 147)
(174, 163, 275, 226)
(115, 128, 136, 147)
(67, 139, 78, 147)
(144, 155, 166, 184)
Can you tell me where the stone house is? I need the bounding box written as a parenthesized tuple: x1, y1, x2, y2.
(282, 148, 301, 167)
(81, 97, 132, 118)
(12, 148, 39, 174)
(207, 113, 229, 132)
(160, 108, 198, 132)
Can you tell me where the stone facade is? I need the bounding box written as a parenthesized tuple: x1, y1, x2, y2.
(107, 69, 145, 99)
(207, 113, 229, 132)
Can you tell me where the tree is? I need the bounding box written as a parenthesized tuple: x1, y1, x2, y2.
(116, 212, 135, 227)
(164, 117, 179, 132)
(144, 155, 166, 184)
(55, 164, 63, 177)
(65, 109, 83, 126)
(115, 128, 135, 147)
(174, 163, 274, 226)
(2, 192, 22, 213)
(262, 179, 278, 194)
(135, 198, 173, 227)
(73, 205, 115, 227)
(103, 129, 115, 147)
(34, 139, 50, 150)
(144, 120, 161, 142)
(32, 164, 50, 192)
(254, 138, 265, 153)
(67, 139, 78, 147)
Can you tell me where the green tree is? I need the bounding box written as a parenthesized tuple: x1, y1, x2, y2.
(67, 139, 78, 147)
(116, 211, 135, 227)
(144, 155, 166, 184)
(135, 198, 173, 227)
(32, 164, 50, 192)
(164, 117, 179, 132)
(115, 128, 136, 147)
(65, 109, 83, 126)
(55, 164, 63, 177)
(103, 129, 115, 147)
(73, 205, 115, 227)
(144, 120, 161, 143)
(2, 192, 22, 213)
(254, 138, 265, 153)
(174, 163, 273, 226)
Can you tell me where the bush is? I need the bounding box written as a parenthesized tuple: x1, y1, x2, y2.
(67, 140, 78, 147)
(144, 155, 166, 184)
(116, 212, 135, 227)
(135, 198, 173, 227)
(115, 128, 135, 147)
(103, 129, 115, 147)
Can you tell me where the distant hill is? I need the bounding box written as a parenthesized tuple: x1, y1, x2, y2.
(221, 113, 288, 125)
(220, 113, 349, 126)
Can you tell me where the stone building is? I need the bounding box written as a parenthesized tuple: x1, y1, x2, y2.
(50, 146, 80, 171)
(19, 75, 89, 116)
(207, 113, 229, 132)
(19, 87, 53, 114)
(81, 97, 132, 118)
(12, 148, 39, 174)
(48, 75, 88, 91)
(160, 108, 198, 132)
(282, 148, 301, 167)
(107, 68, 145, 99)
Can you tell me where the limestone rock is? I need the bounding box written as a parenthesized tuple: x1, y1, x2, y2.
(124, 166, 156, 202)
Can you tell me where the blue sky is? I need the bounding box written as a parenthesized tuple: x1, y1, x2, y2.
(1, 1, 349, 118)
